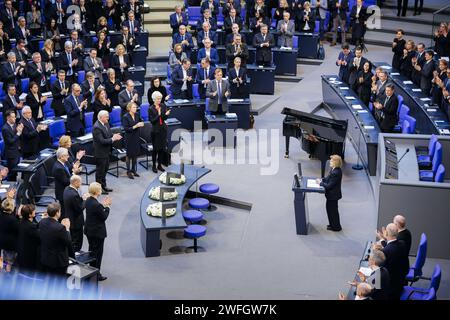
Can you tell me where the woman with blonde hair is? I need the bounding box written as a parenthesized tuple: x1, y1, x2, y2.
(111, 44, 131, 81)
(40, 39, 56, 73)
(58, 135, 85, 173)
(317, 154, 343, 232)
(169, 43, 187, 75)
(85, 182, 112, 281)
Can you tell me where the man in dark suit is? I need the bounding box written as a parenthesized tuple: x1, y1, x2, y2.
(206, 68, 231, 114)
(412, 43, 426, 86)
(228, 57, 248, 99)
(70, 30, 84, 57)
(196, 58, 216, 99)
(2, 52, 25, 92)
(93, 111, 122, 194)
(1, 110, 23, 181)
(14, 16, 31, 47)
(84, 182, 112, 281)
(336, 44, 354, 83)
(377, 214, 413, 256)
(397, 0, 409, 17)
(51, 70, 70, 116)
(226, 34, 249, 68)
(124, 0, 142, 22)
(12, 39, 31, 64)
(116, 25, 136, 54)
(19, 106, 48, 159)
(366, 250, 391, 300)
(222, 0, 241, 18)
(197, 21, 217, 48)
(81, 71, 101, 112)
(329, 0, 349, 46)
(348, 47, 369, 90)
(27, 52, 51, 92)
(64, 84, 88, 137)
(63, 175, 86, 253)
(201, 0, 219, 18)
(83, 49, 105, 83)
(52, 0, 67, 33)
(196, 8, 217, 31)
(171, 59, 194, 99)
(253, 24, 275, 67)
(378, 223, 410, 300)
(416, 50, 435, 95)
(318, 154, 343, 231)
(39, 202, 73, 275)
(169, 5, 188, 35)
(224, 8, 243, 34)
(0, 0, 17, 34)
(118, 80, 141, 116)
(172, 25, 194, 57)
(2, 84, 24, 120)
(226, 23, 246, 44)
(374, 84, 399, 133)
(197, 39, 219, 66)
(122, 10, 141, 37)
(52, 148, 75, 219)
(371, 70, 390, 103)
(58, 41, 82, 84)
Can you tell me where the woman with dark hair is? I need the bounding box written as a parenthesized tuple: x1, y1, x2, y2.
(94, 31, 111, 68)
(26, 3, 42, 36)
(97, 16, 109, 34)
(431, 59, 448, 106)
(104, 68, 121, 107)
(399, 40, 416, 79)
(355, 61, 373, 106)
(0, 21, 11, 62)
(105, 0, 122, 30)
(149, 91, 171, 173)
(147, 77, 169, 105)
(122, 102, 144, 179)
(93, 88, 113, 123)
(17, 204, 40, 274)
(434, 22, 448, 58)
(45, 18, 62, 51)
(392, 29, 406, 70)
(26, 82, 47, 121)
(249, 9, 270, 36)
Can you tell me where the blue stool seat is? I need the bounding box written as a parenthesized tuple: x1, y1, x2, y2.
(189, 198, 210, 209)
(200, 183, 219, 194)
(184, 225, 207, 239)
(182, 210, 203, 223)
(417, 155, 431, 167)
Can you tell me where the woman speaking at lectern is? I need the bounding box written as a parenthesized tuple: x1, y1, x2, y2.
(317, 155, 343, 232)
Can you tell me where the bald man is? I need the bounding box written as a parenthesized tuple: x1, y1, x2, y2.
(377, 223, 410, 300)
(339, 282, 373, 300)
(394, 215, 412, 255)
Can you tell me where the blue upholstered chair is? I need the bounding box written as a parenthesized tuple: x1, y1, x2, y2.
(188, 7, 201, 27)
(417, 134, 438, 168)
(293, 36, 298, 49)
(166, 64, 172, 82)
(49, 74, 57, 86)
(394, 104, 410, 132)
(401, 264, 441, 300)
(77, 71, 86, 84)
(406, 233, 427, 285)
(401, 119, 411, 134)
(140, 103, 149, 121)
(192, 83, 200, 99)
(404, 115, 416, 134)
(48, 120, 66, 147)
(21, 78, 30, 94)
(43, 98, 55, 119)
(434, 164, 445, 183)
(84, 112, 94, 134)
(397, 94, 404, 112)
(184, 224, 207, 253)
(109, 107, 122, 128)
(419, 142, 442, 182)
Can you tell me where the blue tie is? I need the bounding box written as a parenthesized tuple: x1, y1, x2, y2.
(64, 164, 70, 176)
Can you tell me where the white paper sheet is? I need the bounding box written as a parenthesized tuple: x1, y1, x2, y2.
(17, 163, 30, 168)
(364, 125, 375, 130)
(78, 133, 93, 141)
(403, 81, 413, 84)
(412, 89, 422, 92)
(358, 267, 373, 277)
(345, 96, 356, 100)
(307, 179, 321, 189)
(420, 98, 431, 101)
(352, 104, 363, 110)
(0, 188, 7, 193)
(339, 87, 350, 90)
(0, 184, 10, 188)
(391, 72, 400, 76)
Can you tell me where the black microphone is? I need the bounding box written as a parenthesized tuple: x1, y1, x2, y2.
(397, 148, 410, 164)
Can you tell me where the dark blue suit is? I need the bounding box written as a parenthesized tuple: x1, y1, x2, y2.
(336, 51, 354, 84)
(64, 95, 85, 137)
(197, 48, 219, 66)
(201, 0, 220, 17)
(196, 17, 217, 31)
(320, 167, 342, 231)
(171, 65, 194, 99)
(172, 32, 194, 55)
(196, 66, 216, 99)
(197, 30, 217, 48)
(169, 12, 188, 34)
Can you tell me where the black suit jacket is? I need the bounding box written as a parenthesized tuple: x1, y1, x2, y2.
(226, 43, 249, 66)
(398, 229, 412, 256)
(39, 217, 73, 268)
(63, 186, 85, 230)
(382, 239, 410, 299)
(17, 219, 40, 271)
(370, 267, 391, 301)
(57, 51, 82, 74)
(0, 212, 19, 251)
(328, 0, 349, 19)
(19, 117, 40, 156)
(92, 120, 113, 158)
(2, 94, 21, 119)
(171, 66, 194, 99)
(52, 160, 71, 206)
(25, 93, 44, 120)
(420, 60, 435, 95)
(253, 33, 275, 64)
(51, 80, 70, 115)
(224, 16, 243, 33)
(379, 94, 399, 133)
(1, 123, 21, 159)
(84, 196, 109, 239)
(26, 62, 50, 89)
(320, 167, 342, 201)
(2, 62, 21, 87)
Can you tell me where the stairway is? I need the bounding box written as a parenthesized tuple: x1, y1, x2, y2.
(145, 0, 184, 60)
(363, 0, 450, 48)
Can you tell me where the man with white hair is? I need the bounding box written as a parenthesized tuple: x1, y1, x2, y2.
(92, 110, 122, 194)
(58, 41, 81, 83)
(63, 175, 88, 252)
(27, 52, 50, 92)
(19, 106, 47, 158)
(64, 83, 88, 137)
(52, 148, 80, 219)
(374, 223, 410, 300)
(339, 282, 373, 300)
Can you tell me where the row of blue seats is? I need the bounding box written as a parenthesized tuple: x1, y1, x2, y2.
(401, 233, 441, 300)
(417, 134, 446, 183)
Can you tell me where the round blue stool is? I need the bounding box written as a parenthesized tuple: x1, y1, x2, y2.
(184, 225, 207, 253)
(199, 183, 220, 211)
(182, 210, 204, 224)
(189, 198, 210, 210)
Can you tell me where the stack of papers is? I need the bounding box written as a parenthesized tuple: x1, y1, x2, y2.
(412, 88, 422, 92)
(364, 125, 375, 130)
(18, 163, 30, 168)
(339, 86, 350, 90)
(225, 113, 238, 119)
(306, 179, 321, 189)
(279, 46, 292, 50)
(420, 98, 431, 102)
(78, 133, 93, 141)
(19, 93, 27, 101)
(439, 129, 450, 134)
(391, 72, 400, 76)
(403, 80, 413, 84)
(228, 99, 244, 103)
(357, 110, 368, 114)
(352, 104, 363, 110)
(358, 267, 373, 277)
(173, 99, 190, 104)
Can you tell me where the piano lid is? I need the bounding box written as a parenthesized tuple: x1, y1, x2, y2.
(282, 107, 347, 142)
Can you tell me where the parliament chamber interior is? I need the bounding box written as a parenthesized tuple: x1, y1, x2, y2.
(0, 0, 449, 302)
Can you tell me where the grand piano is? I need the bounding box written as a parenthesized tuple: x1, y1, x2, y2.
(282, 107, 348, 177)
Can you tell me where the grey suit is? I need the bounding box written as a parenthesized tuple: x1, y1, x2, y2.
(118, 89, 141, 115)
(206, 79, 230, 113)
(83, 57, 104, 83)
(276, 20, 295, 48)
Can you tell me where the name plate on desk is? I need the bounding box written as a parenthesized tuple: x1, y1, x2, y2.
(403, 80, 413, 85)
(391, 72, 400, 76)
(439, 129, 450, 134)
(412, 88, 422, 92)
(339, 86, 350, 90)
(61, 115, 67, 119)
(17, 163, 30, 168)
(364, 125, 375, 130)
(345, 96, 356, 100)
(225, 112, 238, 119)
(420, 98, 431, 102)
(228, 99, 244, 103)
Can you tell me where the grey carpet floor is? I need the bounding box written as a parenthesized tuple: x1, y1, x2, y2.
(74, 43, 449, 300)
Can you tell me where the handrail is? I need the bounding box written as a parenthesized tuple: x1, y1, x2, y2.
(432, 4, 450, 15)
